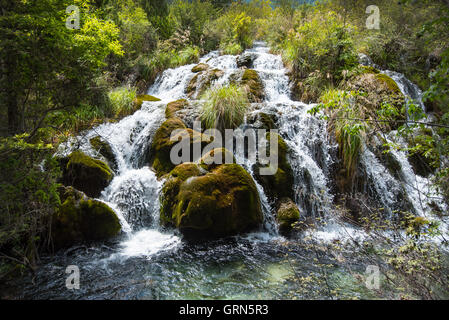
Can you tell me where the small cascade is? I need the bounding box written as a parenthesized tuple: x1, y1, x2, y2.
(57, 42, 447, 257)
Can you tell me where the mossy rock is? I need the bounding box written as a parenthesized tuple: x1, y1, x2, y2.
(343, 72, 405, 132)
(191, 63, 209, 73)
(133, 94, 161, 109)
(165, 99, 189, 119)
(276, 197, 300, 234)
(62, 150, 113, 198)
(199, 148, 236, 171)
(90, 136, 118, 172)
(186, 68, 224, 99)
(253, 132, 294, 201)
(375, 74, 401, 93)
(52, 186, 121, 249)
(241, 69, 265, 103)
(160, 163, 263, 238)
(149, 118, 212, 177)
(248, 112, 277, 130)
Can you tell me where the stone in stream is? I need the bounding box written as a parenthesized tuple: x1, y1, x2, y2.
(60, 150, 113, 198)
(52, 186, 121, 249)
(160, 156, 263, 239)
(89, 136, 118, 172)
(276, 197, 300, 234)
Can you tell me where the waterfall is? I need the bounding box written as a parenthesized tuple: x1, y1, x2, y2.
(57, 42, 446, 256)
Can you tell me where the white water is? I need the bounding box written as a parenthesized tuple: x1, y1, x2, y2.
(57, 42, 447, 257)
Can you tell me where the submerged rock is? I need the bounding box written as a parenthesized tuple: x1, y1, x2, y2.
(62, 150, 113, 198)
(276, 198, 300, 234)
(160, 162, 263, 239)
(52, 186, 121, 249)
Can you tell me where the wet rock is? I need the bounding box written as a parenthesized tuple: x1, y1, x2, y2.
(237, 53, 255, 68)
(241, 69, 265, 103)
(253, 132, 294, 201)
(90, 136, 118, 172)
(276, 198, 300, 234)
(160, 163, 263, 239)
(62, 150, 113, 198)
(52, 186, 121, 249)
(133, 94, 161, 109)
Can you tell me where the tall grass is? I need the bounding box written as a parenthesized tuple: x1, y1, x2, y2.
(200, 84, 249, 132)
(108, 86, 137, 117)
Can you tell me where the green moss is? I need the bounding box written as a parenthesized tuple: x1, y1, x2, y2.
(133, 94, 161, 109)
(276, 197, 300, 234)
(375, 74, 401, 93)
(63, 150, 113, 198)
(254, 132, 294, 200)
(165, 99, 188, 118)
(361, 65, 380, 74)
(52, 187, 120, 249)
(191, 63, 209, 73)
(149, 118, 212, 177)
(186, 68, 224, 98)
(160, 163, 262, 238)
(199, 148, 236, 171)
(241, 69, 265, 103)
(89, 136, 117, 172)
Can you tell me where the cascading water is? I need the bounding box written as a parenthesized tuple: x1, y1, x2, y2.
(12, 42, 447, 300)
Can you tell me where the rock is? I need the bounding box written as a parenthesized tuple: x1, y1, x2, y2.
(89, 136, 118, 172)
(52, 186, 121, 249)
(160, 163, 263, 238)
(241, 69, 265, 103)
(191, 63, 209, 73)
(149, 118, 212, 177)
(342, 72, 405, 131)
(237, 53, 255, 68)
(248, 112, 277, 130)
(186, 68, 224, 99)
(165, 99, 189, 119)
(149, 117, 187, 177)
(276, 198, 300, 234)
(199, 148, 236, 171)
(253, 132, 294, 201)
(62, 150, 113, 198)
(133, 94, 161, 109)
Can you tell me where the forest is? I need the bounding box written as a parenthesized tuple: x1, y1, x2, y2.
(1, 0, 449, 300)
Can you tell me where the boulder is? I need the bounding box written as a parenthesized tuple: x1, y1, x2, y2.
(52, 186, 121, 249)
(62, 150, 113, 198)
(165, 99, 189, 119)
(89, 136, 118, 172)
(236, 53, 255, 68)
(276, 197, 300, 234)
(160, 163, 263, 238)
(133, 94, 161, 109)
(191, 63, 209, 73)
(241, 69, 265, 103)
(149, 118, 212, 177)
(186, 68, 224, 99)
(253, 132, 294, 201)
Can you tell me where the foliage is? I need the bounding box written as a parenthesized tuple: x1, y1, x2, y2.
(200, 84, 249, 132)
(108, 86, 137, 117)
(0, 135, 61, 280)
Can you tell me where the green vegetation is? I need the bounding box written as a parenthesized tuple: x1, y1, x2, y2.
(1, 0, 449, 298)
(160, 162, 263, 238)
(200, 84, 249, 132)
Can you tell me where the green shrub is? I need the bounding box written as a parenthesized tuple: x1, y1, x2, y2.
(108, 86, 137, 117)
(200, 84, 249, 132)
(0, 135, 61, 279)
